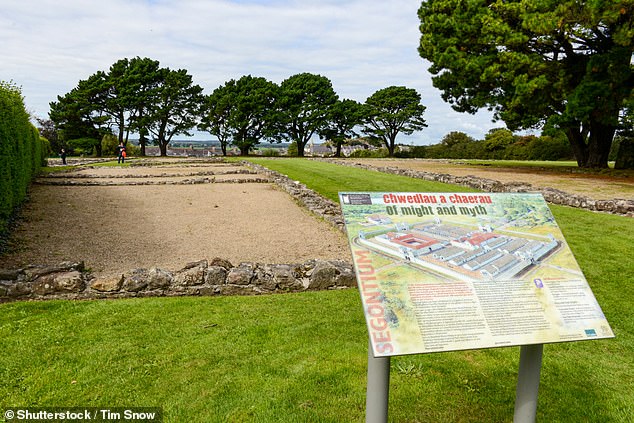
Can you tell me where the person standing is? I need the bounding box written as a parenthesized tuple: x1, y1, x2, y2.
(117, 142, 126, 164)
(60, 148, 67, 165)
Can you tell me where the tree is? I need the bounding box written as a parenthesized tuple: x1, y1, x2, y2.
(318, 99, 365, 157)
(438, 131, 477, 158)
(418, 0, 634, 168)
(199, 84, 234, 156)
(142, 68, 204, 156)
(362, 86, 427, 157)
(49, 78, 110, 155)
(483, 128, 515, 159)
(273, 73, 338, 157)
(200, 75, 278, 156)
(49, 57, 163, 157)
(614, 97, 634, 168)
(68, 137, 101, 156)
(94, 58, 163, 149)
(119, 57, 164, 156)
(35, 118, 59, 154)
(228, 76, 278, 156)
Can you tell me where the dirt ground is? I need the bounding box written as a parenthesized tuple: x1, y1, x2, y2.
(2, 157, 631, 277)
(0, 160, 351, 277)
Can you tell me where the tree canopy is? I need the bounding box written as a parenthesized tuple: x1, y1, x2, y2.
(200, 75, 278, 156)
(273, 73, 338, 157)
(48, 59, 434, 157)
(418, 0, 634, 168)
(141, 68, 204, 156)
(198, 83, 234, 156)
(49, 75, 110, 155)
(318, 99, 365, 157)
(362, 86, 427, 157)
(50, 58, 202, 157)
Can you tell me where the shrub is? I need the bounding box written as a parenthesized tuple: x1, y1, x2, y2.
(40, 137, 51, 166)
(286, 141, 298, 157)
(260, 148, 281, 157)
(68, 137, 100, 156)
(124, 142, 140, 157)
(101, 134, 119, 157)
(0, 81, 45, 236)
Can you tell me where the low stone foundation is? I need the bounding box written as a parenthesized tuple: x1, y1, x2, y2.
(8, 157, 626, 302)
(244, 161, 346, 230)
(320, 159, 634, 217)
(0, 259, 355, 302)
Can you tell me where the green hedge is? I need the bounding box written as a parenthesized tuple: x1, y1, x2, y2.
(0, 81, 48, 235)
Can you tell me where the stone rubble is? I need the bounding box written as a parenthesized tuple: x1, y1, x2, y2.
(35, 177, 269, 186)
(0, 259, 355, 302)
(39, 169, 258, 179)
(318, 159, 634, 217)
(244, 161, 346, 230)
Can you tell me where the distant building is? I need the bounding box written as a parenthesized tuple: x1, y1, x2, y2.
(385, 232, 444, 255)
(367, 215, 392, 225)
(306, 142, 332, 157)
(360, 221, 559, 282)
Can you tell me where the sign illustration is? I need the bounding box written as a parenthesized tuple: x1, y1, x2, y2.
(339, 192, 614, 357)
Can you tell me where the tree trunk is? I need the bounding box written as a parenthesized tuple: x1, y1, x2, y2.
(297, 140, 306, 157)
(387, 135, 397, 157)
(159, 141, 167, 156)
(615, 138, 634, 169)
(585, 121, 615, 168)
(565, 126, 589, 167)
(335, 143, 342, 157)
(139, 131, 147, 156)
(94, 143, 102, 157)
(118, 111, 125, 145)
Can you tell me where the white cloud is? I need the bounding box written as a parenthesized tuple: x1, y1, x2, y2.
(1, 0, 501, 144)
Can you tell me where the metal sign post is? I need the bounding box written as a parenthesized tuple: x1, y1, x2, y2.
(513, 344, 544, 423)
(365, 340, 390, 423)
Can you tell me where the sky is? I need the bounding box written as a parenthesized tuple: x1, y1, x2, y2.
(1, 0, 504, 145)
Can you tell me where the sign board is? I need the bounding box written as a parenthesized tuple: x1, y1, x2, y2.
(339, 192, 614, 357)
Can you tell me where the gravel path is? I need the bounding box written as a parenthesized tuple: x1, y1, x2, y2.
(3, 157, 631, 276)
(0, 160, 351, 277)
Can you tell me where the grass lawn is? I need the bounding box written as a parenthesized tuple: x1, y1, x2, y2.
(2, 158, 632, 422)
(244, 157, 478, 202)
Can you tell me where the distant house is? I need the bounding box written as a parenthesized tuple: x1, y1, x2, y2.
(306, 142, 332, 157)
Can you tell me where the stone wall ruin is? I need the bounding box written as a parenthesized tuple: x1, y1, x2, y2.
(2, 157, 631, 302)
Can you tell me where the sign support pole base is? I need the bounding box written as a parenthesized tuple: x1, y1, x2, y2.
(365, 340, 390, 423)
(513, 344, 544, 423)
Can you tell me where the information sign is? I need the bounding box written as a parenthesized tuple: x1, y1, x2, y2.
(339, 192, 614, 357)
